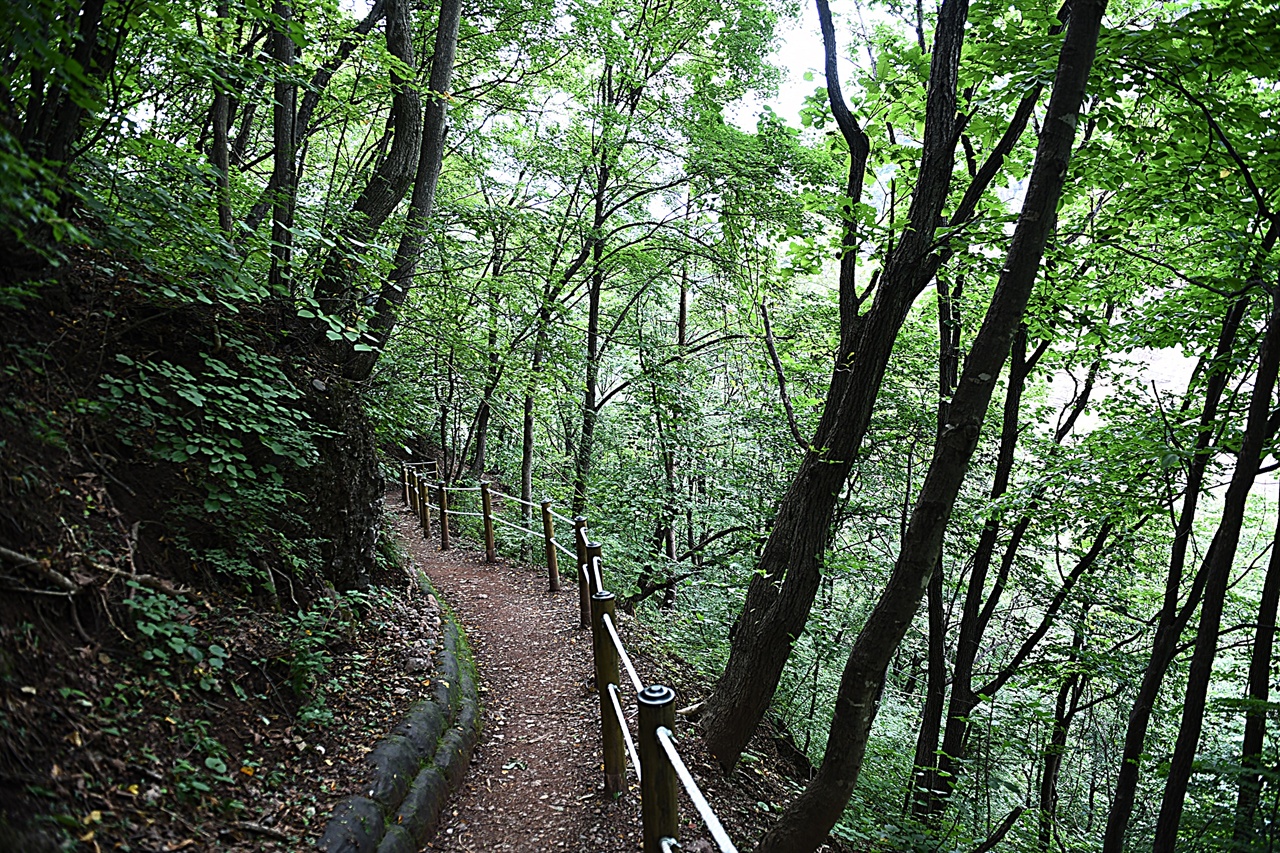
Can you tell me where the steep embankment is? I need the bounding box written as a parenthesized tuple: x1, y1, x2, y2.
(0, 246, 410, 850)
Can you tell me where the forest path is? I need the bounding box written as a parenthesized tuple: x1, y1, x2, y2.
(385, 499, 645, 852)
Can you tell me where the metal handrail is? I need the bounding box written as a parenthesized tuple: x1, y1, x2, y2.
(657, 726, 738, 853)
(490, 514, 540, 538)
(603, 612, 644, 695)
(487, 488, 541, 509)
(608, 683, 641, 782)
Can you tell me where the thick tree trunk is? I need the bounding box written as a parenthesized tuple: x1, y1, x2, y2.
(346, 0, 461, 380)
(312, 0, 423, 318)
(1234, 508, 1280, 843)
(701, 0, 966, 768)
(1153, 285, 1280, 849)
(750, 3, 1105, 847)
(268, 0, 297, 292)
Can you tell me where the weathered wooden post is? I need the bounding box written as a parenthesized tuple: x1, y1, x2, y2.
(574, 516, 590, 628)
(480, 482, 496, 564)
(408, 468, 417, 514)
(591, 590, 625, 796)
(639, 684, 678, 853)
(402, 465, 410, 506)
(541, 499, 560, 593)
(418, 476, 431, 538)
(437, 480, 451, 551)
(586, 541, 604, 596)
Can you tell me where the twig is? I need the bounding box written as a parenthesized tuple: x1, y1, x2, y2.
(229, 822, 289, 842)
(969, 805, 1025, 853)
(760, 300, 808, 451)
(0, 546, 79, 592)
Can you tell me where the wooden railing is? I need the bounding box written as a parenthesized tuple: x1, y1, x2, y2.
(401, 463, 738, 853)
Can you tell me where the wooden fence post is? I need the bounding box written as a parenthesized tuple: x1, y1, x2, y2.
(639, 684, 678, 853)
(419, 476, 431, 538)
(437, 480, 451, 551)
(480, 482, 496, 563)
(574, 516, 589, 628)
(586, 541, 603, 597)
(402, 465, 410, 506)
(541, 499, 560, 592)
(591, 590, 625, 796)
(408, 468, 417, 514)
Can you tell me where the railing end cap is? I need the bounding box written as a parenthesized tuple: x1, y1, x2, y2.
(639, 684, 676, 706)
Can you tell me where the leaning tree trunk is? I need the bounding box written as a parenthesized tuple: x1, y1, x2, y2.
(749, 2, 1106, 848)
(345, 0, 462, 380)
(1234, 507, 1280, 843)
(313, 0, 423, 321)
(700, 0, 963, 768)
(1102, 257, 1267, 853)
(1153, 285, 1280, 850)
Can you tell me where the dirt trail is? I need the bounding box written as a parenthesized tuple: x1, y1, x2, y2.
(387, 503, 645, 852)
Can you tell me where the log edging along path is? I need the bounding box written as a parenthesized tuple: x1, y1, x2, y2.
(317, 569, 482, 853)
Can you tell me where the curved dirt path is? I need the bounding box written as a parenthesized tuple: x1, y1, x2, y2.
(387, 502, 645, 853)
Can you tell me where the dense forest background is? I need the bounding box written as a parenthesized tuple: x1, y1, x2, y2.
(1, 0, 1279, 849)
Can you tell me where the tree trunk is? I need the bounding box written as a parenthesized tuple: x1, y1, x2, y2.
(750, 2, 1106, 847)
(909, 276, 962, 814)
(345, 0, 461, 380)
(908, 565, 946, 813)
(313, 0, 423, 322)
(572, 245, 604, 515)
(210, 0, 232, 237)
(701, 0, 967, 768)
(1234, 508, 1280, 843)
(1038, 619, 1085, 850)
(921, 330, 1032, 816)
(1102, 270, 1266, 853)
(268, 0, 297, 292)
(1153, 284, 1280, 850)
(520, 313, 550, 552)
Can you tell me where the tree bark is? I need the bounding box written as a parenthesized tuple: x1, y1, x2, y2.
(1153, 284, 1280, 850)
(1102, 267, 1267, 853)
(749, 2, 1106, 847)
(1038, 618, 1085, 850)
(268, 0, 297, 292)
(210, 0, 232, 237)
(1234, 507, 1280, 843)
(313, 0, 423, 320)
(345, 0, 461, 379)
(701, 0, 968, 768)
